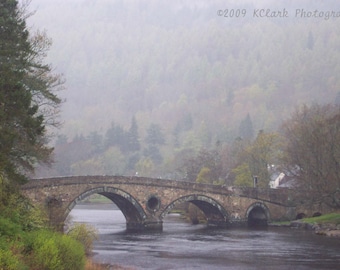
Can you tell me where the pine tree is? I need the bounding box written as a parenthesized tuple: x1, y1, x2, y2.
(105, 122, 126, 150)
(145, 123, 165, 145)
(144, 123, 165, 164)
(127, 116, 140, 152)
(0, 0, 62, 184)
(238, 113, 254, 141)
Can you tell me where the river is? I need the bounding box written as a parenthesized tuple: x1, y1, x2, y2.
(68, 204, 340, 270)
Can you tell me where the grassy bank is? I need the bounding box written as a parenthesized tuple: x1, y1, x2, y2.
(271, 213, 340, 226)
(299, 213, 340, 225)
(271, 213, 340, 237)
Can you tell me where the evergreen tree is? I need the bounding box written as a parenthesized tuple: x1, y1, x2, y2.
(145, 123, 165, 145)
(144, 144, 163, 165)
(0, 0, 62, 184)
(238, 113, 254, 141)
(87, 131, 103, 154)
(127, 116, 140, 152)
(144, 123, 165, 165)
(105, 122, 127, 151)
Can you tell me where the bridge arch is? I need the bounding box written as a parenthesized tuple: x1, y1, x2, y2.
(246, 202, 270, 227)
(66, 186, 147, 231)
(160, 194, 229, 227)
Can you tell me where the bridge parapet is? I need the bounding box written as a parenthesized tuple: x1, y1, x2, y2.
(230, 187, 293, 206)
(23, 176, 233, 194)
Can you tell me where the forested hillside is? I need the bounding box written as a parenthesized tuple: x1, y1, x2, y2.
(28, 0, 340, 180)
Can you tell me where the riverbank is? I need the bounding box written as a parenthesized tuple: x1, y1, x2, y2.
(272, 213, 340, 238)
(86, 258, 135, 270)
(290, 220, 340, 238)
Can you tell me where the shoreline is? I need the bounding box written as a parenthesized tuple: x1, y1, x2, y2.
(86, 257, 135, 270)
(271, 220, 340, 238)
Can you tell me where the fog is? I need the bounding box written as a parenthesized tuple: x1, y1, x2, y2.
(25, 0, 340, 178)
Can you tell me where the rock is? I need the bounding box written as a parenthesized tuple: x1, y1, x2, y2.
(289, 220, 340, 238)
(315, 230, 327, 236)
(323, 230, 340, 238)
(290, 221, 314, 230)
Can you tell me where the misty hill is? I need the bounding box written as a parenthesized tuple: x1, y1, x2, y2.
(27, 0, 340, 178)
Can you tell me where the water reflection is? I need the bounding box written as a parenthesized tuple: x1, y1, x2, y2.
(69, 204, 340, 270)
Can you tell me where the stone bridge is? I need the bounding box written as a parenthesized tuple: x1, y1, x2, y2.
(22, 175, 298, 231)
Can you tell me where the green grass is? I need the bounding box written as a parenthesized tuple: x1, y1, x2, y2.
(270, 213, 340, 226)
(301, 213, 340, 224)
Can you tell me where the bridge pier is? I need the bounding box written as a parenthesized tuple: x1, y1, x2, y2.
(207, 219, 230, 228)
(126, 219, 163, 232)
(142, 220, 163, 231)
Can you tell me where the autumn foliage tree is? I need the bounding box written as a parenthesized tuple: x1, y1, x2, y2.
(231, 131, 280, 187)
(281, 104, 340, 209)
(246, 130, 281, 188)
(0, 0, 62, 184)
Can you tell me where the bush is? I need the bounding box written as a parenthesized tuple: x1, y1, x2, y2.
(0, 192, 48, 232)
(58, 234, 86, 269)
(67, 223, 98, 255)
(0, 217, 23, 239)
(0, 248, 21, 270)
(24, 230, 85, 270)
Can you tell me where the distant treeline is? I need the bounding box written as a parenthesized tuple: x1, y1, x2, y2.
(30, 0, 340, 179)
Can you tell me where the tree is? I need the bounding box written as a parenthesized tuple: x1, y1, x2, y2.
(144, 123, 165, 164)
(101, 147, 127, 175)
(246, 130, 280, 188)
(144, 144, 163, 165)
(0, 0, 62, 184)
(281, 103, 340, 209)
(229, 131, 280, 188)
(196, 167, 213, 184)
(145, 123, 165, 145)
(126, 116, 140, 152)
(135, 157, 154, 177)
(105, 122, 127, 151)
(87, 131, 103, 154)
(238, 113, 254, 141)
(232, 163, 253, 187)
(180, 148, 223, 183)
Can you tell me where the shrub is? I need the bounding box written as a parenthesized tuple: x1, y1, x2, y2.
(33, 236, 61, 270)
(0, 217, 23, 239)
(67, 223, 98, 255)
(24, 230, 85, 270)
(0, 248, 20, 270)
(0, 192, 48, 232)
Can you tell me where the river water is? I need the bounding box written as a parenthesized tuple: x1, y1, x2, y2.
(69, 204, 340, 270)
